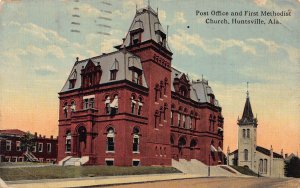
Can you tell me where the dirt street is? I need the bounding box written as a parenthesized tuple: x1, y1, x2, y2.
(109, 177, 300, 188)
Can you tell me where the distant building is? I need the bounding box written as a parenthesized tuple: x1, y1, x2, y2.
(0, 129, 57, 163)
(228, 91, 285, 177)
(57, 5, 224, 166)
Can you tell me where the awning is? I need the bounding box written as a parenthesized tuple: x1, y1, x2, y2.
(210, 145, 217, 152)
(110, 97, 118, 108)
(217, 146, 223, 153)
(105, 97, 111, 104)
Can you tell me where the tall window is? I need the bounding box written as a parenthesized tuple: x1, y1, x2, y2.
(159, 81, 163, 98)
(63, 102, 68, 118)
(259, 159, 263, 173)
(89, 98, 94, 108)
(84, 99, 89, 109)
(6, 140, 11, 151)
(110, 70, 117, 80)
(47, 143, 51, 153)
(133, 128, 140, 153)
(189, 116, 193, 129)
(183, 115, 186, 128)
(110, 95, 118, 115)
(105, 96, 111, 114)
(243, 129, 246, 138)
(65, 131, 71, 153)
(244, 149, 248, 161)
(32, 143, 37, 152)
(155, 84, 159, 102)
(137, 97, 143, 116)
(16, 141, 21, 151)
(247, 129, 250, 138)
(131, 96, 136, 114)
(178, 113, 181, 127)
(264, 159, 268, 173)
(38, 143, 43, 152)
(71, 101, 76, 112)
(107, 128, 115, 152)
(132, 33, 140, 45)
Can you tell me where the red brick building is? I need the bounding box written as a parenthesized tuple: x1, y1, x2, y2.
(58, 6, 224, 166)
(0, 129, 58, 163)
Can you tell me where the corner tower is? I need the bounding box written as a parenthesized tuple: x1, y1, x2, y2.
(116, 6, 173, 165)
(237, 88, 258, 169)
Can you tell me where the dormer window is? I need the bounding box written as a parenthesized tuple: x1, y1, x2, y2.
(110, 70, 117, 80)
(69, 70, 77, 89)
(132, 33, 140, 45)
(132, 70, 142, 85)
(154, 22, 166, 47)
(110, 59, 119, 80)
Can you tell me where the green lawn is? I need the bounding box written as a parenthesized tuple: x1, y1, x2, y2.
(0, 166, 181, 181)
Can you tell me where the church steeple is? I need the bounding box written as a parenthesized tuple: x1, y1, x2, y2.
(238, 83, 257, 126)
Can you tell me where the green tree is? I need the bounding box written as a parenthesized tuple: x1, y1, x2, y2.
(285, 156, 300, 178)
(20, 132, 35, 152)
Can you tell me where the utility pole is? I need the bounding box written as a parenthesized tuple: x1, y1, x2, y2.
(208, 153, 211, 177)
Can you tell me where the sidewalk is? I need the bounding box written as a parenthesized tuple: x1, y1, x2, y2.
(5, 173, 228, 188)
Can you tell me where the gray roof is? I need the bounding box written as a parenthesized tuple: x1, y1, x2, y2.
(171, 67, 220, 107)
(60, 50, 148, 92)
(120, 6, 171, 51)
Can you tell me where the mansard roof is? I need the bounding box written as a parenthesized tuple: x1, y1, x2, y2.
(171, 67, 220, 107)
(120, 6, 171, 52)
(60, 50, 148, 93)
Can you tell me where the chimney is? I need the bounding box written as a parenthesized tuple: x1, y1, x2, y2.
(50, 135, 53, 139)
(43, 135, 45, 139)
(35, 132, 37, 137)
(285, 153, 288, 158)
(39, 134, 41, 138)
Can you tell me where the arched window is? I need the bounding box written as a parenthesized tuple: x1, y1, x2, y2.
(244, 149, 248, 161)
(243, 129, 246, 138)
(164, 78, 168, 95)
(106, 127, 115, 152)
(65, 131, 71, 153)
(178, 137, 186, 147)
(63, 102, 68, 118)
(131, 95, 136, 114)
(105, 96, 111, 114)
(178, 113, 181, 127)
(264, 159, 268, 173)
(155, 84, 159, 102)
(110, 95, 118, 114)
(259, 159, 263, 173)
(159, 81, 164, 98)
(190, 139, 197, 148)
(71, 101, 76, 112)
(170, 135, 175, 145)
(137, 97, 143, 115)
(133, 127, 139, 153)
(247, 129, 250, 138)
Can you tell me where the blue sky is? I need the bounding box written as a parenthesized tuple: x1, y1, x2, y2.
(0, 0, 299, 154)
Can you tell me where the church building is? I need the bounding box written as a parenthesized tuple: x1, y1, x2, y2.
(57, 6, 224, 166)
(228, 90, 285, 177)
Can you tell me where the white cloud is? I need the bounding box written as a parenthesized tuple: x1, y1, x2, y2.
(34, 65, 57, 75)
(173, 12, 186, 24)
(47, 45, 65, 59)
(100, 38, 121, 53)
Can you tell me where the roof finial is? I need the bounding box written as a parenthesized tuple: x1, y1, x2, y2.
(246, 81, 249, 98)
(76, 57, 79, 62)
(148, 0, 150, 7)
(136, 4, 137, 12)
(202, 74, 204, 80)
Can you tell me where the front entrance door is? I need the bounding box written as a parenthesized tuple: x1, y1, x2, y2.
(77, 126, 87, 157)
